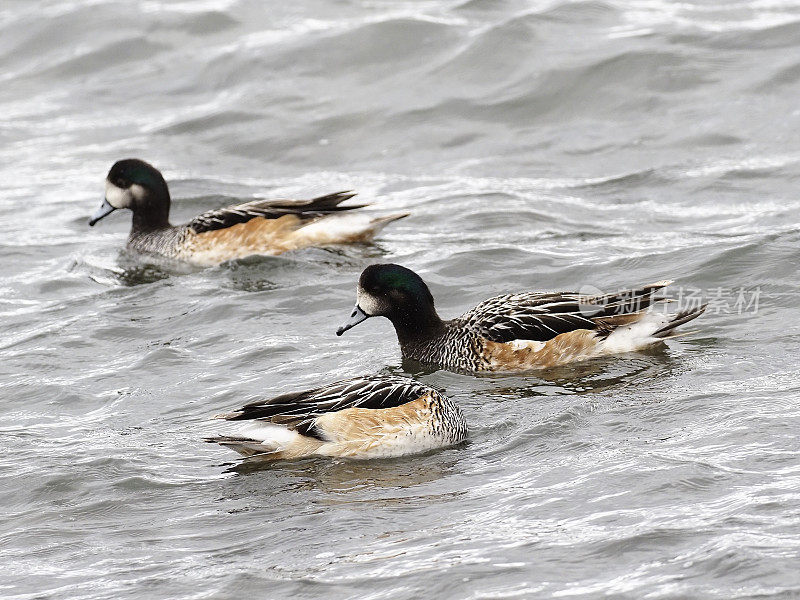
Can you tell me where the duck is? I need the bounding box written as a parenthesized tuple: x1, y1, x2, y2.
(336, 264, 707, 373)
(205, 375, 467, 461)
(88, 159, 408, 266)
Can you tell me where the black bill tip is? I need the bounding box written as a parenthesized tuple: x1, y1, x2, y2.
(336, 304, 369, 336)
(89, 198, 117, 227)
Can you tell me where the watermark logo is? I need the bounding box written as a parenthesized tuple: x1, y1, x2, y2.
(577, 284, 613, 317)
(681, 286, 760, 315)
(576, 284, 760, 316)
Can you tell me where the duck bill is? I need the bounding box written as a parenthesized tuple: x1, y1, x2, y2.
(89, 199, 117, 226)
(336, 304, 369, 336)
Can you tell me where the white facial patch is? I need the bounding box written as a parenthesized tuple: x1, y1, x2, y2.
(129, 183, 147, 202)
(357, 285, 384, 316)
(105, 180, 132, 209)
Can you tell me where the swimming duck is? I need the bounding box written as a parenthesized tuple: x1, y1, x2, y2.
(206, 375, 467, 461)
(336, 264, 707, 373)
(88, 159, 407, 266)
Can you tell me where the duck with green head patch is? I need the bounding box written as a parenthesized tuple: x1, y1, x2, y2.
(337, 264, 707, 373)
(89, 159, 408, 266)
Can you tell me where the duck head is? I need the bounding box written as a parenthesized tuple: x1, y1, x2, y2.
(89, 158, 171, 230)
(336, 264, 442, 337)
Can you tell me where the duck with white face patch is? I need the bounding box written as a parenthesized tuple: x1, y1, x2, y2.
(336, 263, 707, 374)
(89, 158, 408, 266)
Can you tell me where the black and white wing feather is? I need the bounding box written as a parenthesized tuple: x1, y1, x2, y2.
(187, 191, 363, 234)
(215, 376, 431, 439)
(461, 281, 671, 343)
(461, 293, 596, 342)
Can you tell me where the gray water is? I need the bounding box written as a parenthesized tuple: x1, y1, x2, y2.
(2, 1, 800, 598)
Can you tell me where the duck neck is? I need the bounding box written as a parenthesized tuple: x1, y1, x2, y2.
(390, 306, 447, 349)
(131, 194, 172, 233)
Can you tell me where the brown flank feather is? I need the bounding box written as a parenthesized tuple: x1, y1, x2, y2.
(207, 395, 435, 461)
(482, 330, 603, 371)
(183, 212, 409, 265)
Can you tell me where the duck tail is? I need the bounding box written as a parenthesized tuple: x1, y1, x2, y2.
(306, 190, 366, 212)
(205, 421, 324, 461)
(204, 435, 277, 458)
(294, 211, 409, 244)
(347, 212, 409, 242)
(205, 434, 311, 461)
(652, 304, 708, 338)
(600, 304, 707, 353)
(368, 211, 410, 229)
(207, 435, 325, 461)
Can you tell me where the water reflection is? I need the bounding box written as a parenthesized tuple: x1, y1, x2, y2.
(405, 345, 685, 398)
(224, 448, 464, 498)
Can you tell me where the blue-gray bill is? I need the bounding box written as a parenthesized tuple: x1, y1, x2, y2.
(88, 199, 116, 226)
(336, 304, 369, 336)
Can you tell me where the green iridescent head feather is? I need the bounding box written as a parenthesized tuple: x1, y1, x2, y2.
(360, 264, 434, 305)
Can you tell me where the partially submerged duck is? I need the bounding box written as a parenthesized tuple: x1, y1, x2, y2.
(337, 264, 706, 373)
(89, 159, 407, 266)
(206, 375, 467, 461)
